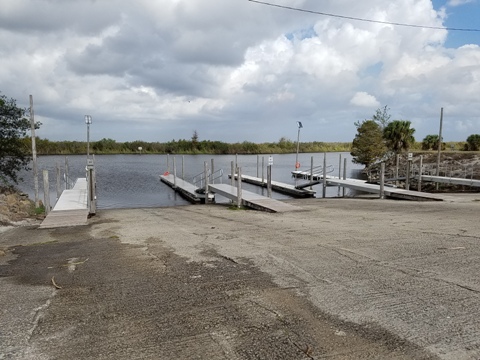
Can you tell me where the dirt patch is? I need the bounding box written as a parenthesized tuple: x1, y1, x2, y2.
(0, 186, 38, 226)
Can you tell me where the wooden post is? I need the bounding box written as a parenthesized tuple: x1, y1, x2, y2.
(380, 163, 385, 199)
(29, 95, 39, 207)
(418, 155, 423, 192)
(167, 154, 170, 172)
(235, 153, 238, 174)
(343, 158, 347, 197)
(204, 161, 209, 203)
(237, 167, 242, 208)
(230, 161, 235, 186)
(405, 159, 411, 190)
(261, 156, 265, 184)
(42, 170, 50, 215)
(173, 157, 177, 188)
(56, 163, 61, 202)
(322, 152, 327, 198)
(267, 165, 272, 198)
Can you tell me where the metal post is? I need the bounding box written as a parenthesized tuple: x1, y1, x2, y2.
(211, 158, 215, 184)
(257, 155, 259, 178)
(29, 95, 39, 208)
(343, 158, 347, 197)
(436, 107, 443, 191)
(231, 161, 235, 186)
(56, 163, 61, 202)
(380, 163, 385, 199)
(237, 167, 242, 208)
(87, 122, 90, 157)
(267, 165, 272, 198)
(204, 161, 209, 203)
(182, 155, 184, 179)
(235, 153, 238, 174)
(167, 154, 170, 173)
(406, 159, 411, 190)
(42, 170, 50, 215)
(322, 152, 327, 198)
(395, 154, 399, 187)
(310, 156, 314, 190)
(418, 155, 423, 192)
(262, 156, 265, 184)
(338, 154, 342, 197)
(173, 157, 177, 188)
(64, 157, 69, 190)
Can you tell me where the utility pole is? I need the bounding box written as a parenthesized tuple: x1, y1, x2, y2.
(436, 108, 443, 190)
(29, 95, 39, 208)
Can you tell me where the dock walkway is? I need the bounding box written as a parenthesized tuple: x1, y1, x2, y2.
(231, 174, 316, 198)
(40, 178, 89, 229)
(209, 184, 302, 213)
(159, 174, 214, 203)
(325, 178, 451, 201)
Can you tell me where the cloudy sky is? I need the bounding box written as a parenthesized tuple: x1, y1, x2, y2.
(1, 0, 479, 144)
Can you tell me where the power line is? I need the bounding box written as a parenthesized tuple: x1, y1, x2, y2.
(248, 0, 480, 32)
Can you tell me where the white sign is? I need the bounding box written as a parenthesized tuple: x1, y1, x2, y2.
(268, 156, 273, 165)
(408, 152, 413, 160)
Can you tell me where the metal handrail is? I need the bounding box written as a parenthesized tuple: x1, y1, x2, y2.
(209, 168, 224, 184)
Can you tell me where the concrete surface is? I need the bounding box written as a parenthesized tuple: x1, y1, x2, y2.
(1, 195, 480, 359)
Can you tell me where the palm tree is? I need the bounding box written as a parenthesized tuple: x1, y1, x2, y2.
(383, 120, 415, 154)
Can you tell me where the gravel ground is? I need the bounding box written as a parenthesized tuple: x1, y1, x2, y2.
(1, 195, 480, 359)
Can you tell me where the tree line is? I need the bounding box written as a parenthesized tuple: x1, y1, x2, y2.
(1, 91, 479, 185)
(20, 137, 352, 155)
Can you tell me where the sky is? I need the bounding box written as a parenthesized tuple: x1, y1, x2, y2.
(1, 0, 479, 144)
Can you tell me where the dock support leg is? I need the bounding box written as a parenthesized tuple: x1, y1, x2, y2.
(380, 163, 385, 199)
(418, 155, 423, 192)
(267, 165, 272, 198)
(43, 170, 50, 215)
(204, 161, 209, 204)
(237, 167, 242, 208)
(322, 153, 327, 198)
(173, 157, 177, 188)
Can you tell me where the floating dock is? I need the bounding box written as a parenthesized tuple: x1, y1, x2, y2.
(230, 174, 316, 198)
(40, 178, 89, 229)
(324, 178, 450, 201)
(209, 184, 302, 213)
(159, 173, 213, 203)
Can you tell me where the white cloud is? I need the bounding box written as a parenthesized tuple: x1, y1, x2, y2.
(350, 92, 380, 107)
(0, 0, 479, 143)
(447, 0, 474, 6)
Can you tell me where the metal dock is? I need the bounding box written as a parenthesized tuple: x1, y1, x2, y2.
(160, 173, 214, 203)
(209, 184, 302, 213)
(230, 174, 316, 198)
(39, 178, 89, 229)
(324, 178, 450, 201)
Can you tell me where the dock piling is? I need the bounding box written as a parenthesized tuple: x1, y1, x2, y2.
(380, 163, 385, 199)
(43, 170, 50, 215)
(173, 157, 177, 188)
(237, 167, 242, 208)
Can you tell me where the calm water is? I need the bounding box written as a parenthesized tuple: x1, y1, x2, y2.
(17, 153, 363, 209)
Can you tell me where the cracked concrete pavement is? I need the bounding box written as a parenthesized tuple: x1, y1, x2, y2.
(1, 195, 480, 359)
